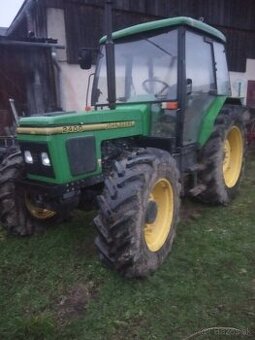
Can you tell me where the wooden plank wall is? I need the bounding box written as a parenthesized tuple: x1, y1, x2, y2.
(0, 46, 57, 118)
(55, 0, 255, 72)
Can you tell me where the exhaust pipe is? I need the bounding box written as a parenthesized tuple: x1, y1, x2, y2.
(104, 0, 116, 109)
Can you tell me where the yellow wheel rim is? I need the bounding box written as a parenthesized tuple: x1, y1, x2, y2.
(144, 178, 174, 252)
(223, 126, 243, 188)
(25, 194, 57, 220)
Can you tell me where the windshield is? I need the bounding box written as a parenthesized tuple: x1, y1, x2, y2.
(92, 29, 178, 105)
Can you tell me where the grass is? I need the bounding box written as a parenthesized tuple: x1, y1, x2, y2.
(0, 153, 255, 340)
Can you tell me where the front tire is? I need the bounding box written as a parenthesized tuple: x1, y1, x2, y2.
(0, 150, 63, 236)
(94, 148, 181, 278)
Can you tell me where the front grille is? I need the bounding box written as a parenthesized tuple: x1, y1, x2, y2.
(66, 136, 97, 176)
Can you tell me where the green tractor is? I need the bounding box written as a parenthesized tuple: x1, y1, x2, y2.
(0, 2, 246, 277)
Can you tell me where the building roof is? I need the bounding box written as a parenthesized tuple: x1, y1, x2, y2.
(6, 0, 31, 36)
(0, 27, 7, 36)
(100, 16, 226, 43)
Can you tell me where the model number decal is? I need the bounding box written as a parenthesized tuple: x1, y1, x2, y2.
(62, 125, 83, 133)
(61, 121, 135, 134)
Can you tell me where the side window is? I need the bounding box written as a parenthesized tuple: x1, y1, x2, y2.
(213, 42, 231, 95)
(183, 32, 216, 144)
(186, 32, 215, 93)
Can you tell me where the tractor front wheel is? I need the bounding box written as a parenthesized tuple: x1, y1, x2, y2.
(94, 148, 181, 278)
(0, 149, 64, 236)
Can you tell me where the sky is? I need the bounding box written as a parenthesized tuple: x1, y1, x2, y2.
(0, 0, 24, 27)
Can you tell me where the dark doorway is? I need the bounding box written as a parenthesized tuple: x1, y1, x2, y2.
(0, 43, 57, 135)
(247, 80, 255, 109)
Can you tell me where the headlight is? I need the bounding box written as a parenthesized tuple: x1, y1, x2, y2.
(24, 150, 33, 164)
(41, 152, 51, 166)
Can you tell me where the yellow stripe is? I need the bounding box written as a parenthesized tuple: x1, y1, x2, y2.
(17, 121, 135, 135)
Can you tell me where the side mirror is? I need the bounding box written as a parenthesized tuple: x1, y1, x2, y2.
(186, 78, 192, 95)
(79, 49, 92, 70)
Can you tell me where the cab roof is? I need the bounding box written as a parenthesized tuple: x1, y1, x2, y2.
(100, 16, 226, 43)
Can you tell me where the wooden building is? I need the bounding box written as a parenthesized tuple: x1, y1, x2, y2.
(1, 0, 255, 113)
(0, 36, 60, 134)
(59, 0, 255, 73)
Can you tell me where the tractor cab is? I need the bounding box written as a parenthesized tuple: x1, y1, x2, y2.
(91, 17, 230, 149)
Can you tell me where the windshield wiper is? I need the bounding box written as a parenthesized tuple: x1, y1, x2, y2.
(145, 38, 175, 57)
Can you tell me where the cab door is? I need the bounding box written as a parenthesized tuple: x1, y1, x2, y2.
(183, 31, 216, 145)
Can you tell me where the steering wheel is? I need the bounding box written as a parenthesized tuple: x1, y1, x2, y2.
(142, 79, 170, 96)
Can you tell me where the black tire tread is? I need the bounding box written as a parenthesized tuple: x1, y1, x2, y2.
(94, 148, 181, 278)
(0, 149, 34, 235)
(197, 104, 246, 205)
(0, 149, 69, 236)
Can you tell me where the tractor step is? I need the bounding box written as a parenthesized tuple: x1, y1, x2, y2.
(189, 184, 206, 196)
(188, 163, 206, 172)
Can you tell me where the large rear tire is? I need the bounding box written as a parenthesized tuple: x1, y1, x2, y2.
(94, 148, 181, 278)
(0, 150, 62, 236)
(197, 106, 246, 205)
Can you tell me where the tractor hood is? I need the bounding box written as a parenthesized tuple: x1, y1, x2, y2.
(16, 104, 151, 185)
(17, 104, 150, 136)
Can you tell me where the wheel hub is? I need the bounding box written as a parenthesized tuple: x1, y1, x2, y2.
(145, 200, 158, 224)
(223, 126, 243, 188)
(25, 194, 56, 220)
(144, 178, 174, 252)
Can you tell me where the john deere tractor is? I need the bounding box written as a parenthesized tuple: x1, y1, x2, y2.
(0, 3, 246, 277)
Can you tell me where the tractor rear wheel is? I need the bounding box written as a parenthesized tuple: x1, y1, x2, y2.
(94, 148, 181, 278)
(198, 107, 245, 204)
(0, 149, 63, 236)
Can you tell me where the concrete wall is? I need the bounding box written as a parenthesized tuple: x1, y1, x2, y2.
(230, 59, 255, 105)
(56, 62, 95, 111)
(47, 8, 94, 112)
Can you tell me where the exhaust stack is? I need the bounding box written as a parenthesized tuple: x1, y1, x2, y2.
(104, 0, 116, 109)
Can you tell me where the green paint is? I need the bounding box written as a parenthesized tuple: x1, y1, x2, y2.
(19, 105, 148, 128)
(100, 16, 226, 44)
(17, 104, 151, 184)
(198, 96, 227, 146)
